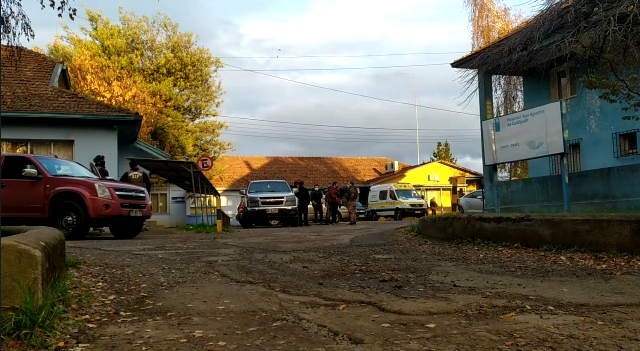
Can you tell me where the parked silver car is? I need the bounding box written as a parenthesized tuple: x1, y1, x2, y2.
(458, 190, 485, 214)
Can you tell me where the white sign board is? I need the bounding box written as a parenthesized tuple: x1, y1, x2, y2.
(482, 102, 564, 165)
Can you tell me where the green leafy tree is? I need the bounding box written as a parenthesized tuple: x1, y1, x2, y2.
(44, 7, 232, 160)
(430, 140, 458, 164)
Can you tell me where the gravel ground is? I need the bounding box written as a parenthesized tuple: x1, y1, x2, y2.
(34, 221, 640, 351)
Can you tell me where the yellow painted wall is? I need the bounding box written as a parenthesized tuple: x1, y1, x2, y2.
(373, 162, 482, 208)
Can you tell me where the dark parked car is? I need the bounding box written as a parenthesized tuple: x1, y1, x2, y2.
(236, 180, 299, 228)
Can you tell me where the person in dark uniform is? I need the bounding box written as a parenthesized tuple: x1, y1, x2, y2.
(310, 184, 324, 224)
(120, 160, 151, 193)
(295, 180, 311, 226)
(93, 155, 109, 178)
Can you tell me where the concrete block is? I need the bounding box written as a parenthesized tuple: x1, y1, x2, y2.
(1, 227, 66, 307)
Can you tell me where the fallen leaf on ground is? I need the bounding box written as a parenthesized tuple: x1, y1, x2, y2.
(380, 323, 391, 327)
(425, 324, 436, 328)
(500, 312, 517, 319)
(338, 304, 347, 310)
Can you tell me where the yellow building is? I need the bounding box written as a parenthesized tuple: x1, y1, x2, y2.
(365, 160, 483, 211)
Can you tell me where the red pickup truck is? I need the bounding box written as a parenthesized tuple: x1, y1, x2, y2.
(1, 153, 152, 239)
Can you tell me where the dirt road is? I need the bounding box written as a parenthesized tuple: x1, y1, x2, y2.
(64, 221, 640, 351)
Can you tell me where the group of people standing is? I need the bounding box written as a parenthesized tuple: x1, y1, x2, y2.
(92, 155, 152, 193)
(293, 180, 359, 226)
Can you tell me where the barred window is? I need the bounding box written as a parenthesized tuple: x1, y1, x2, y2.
(612, 130, 639, 158)
(549, 139, 581, 175)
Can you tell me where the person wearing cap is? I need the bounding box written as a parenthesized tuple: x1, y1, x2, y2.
(93, 155, 109, 178)
(120, 160, 151, 193)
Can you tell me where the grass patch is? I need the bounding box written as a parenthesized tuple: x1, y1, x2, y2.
(65, 257, 82, 269)
(407, 221, 421, 235)
(179, 223, 234, 233)
(453, 237, 521, 248)
(542, 244, 591, 253)
(1, 273, 71, 349)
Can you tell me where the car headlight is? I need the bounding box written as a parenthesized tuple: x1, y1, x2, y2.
(95, 183, 112, 200)
(285, 195, 297, 206)
(247, 196, 260, 207)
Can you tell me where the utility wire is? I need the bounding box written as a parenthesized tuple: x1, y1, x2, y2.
(219, 64, 478, 116)
(217, 51, 467, 59)
(222, 131, 480, 144)
(220, 63, 451, 72)
(227, 123, 480, 137)
(227, 125, 480, 140)
(220, 115, 480, 131)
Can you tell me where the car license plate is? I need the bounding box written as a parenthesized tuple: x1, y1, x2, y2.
(130, 209, 143, 216)
(266, 209, 278, 213)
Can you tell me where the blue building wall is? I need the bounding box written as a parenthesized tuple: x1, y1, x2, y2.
(485, 163, 640, 213)
(523, 72, 640, 178)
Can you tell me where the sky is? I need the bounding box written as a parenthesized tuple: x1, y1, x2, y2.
(20, 0, 535, 173)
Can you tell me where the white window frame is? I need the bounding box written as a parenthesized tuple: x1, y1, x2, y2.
(1, 139, 75, 160)
(150, 187, 171, 215)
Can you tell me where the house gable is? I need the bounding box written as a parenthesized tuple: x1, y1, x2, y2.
(1, 45, 137, 117)
(367, 160, 482, 185)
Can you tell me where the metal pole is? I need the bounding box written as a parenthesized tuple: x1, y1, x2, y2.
(414, 75, 420, 165)
(198, 175, 205, 225)
(190, 165, 198, 225)
(208, 191, 213, 225)
(206, 193, 211, 226)
(216, 194, 223, 232)
(493, 165, 500, 213)
(560, 102, 571, 212)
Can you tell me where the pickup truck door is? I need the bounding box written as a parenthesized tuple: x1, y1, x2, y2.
(1, 155, 46, 217)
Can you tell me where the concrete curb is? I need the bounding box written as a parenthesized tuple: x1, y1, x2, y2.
(1, 226, 66, 307)
(418, 214, 640, 255)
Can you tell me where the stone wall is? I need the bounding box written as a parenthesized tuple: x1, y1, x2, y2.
(419, 214, 640, 255)
(1, 227, 66, 307)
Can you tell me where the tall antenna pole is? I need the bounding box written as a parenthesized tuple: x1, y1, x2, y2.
(413, 75, 420, 165)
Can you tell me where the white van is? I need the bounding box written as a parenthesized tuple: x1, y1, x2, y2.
(367, 183, 427, 221)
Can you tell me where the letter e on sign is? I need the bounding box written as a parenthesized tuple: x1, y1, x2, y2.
(196, 155, 213, 172)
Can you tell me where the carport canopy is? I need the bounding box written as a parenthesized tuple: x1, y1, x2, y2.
(127, 158, 220, 197)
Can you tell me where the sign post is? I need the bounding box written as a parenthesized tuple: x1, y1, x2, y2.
(481, 102, 569, 212)
(196, 155, 213, 172)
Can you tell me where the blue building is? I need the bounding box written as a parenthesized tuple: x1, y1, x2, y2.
(452, 2, 640, 212)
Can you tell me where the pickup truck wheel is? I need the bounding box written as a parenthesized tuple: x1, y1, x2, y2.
(109, 220, 144, 239)
(55, 201, 89, 239)
(371, 211, 379, 221)
(394, 209, 403, 221)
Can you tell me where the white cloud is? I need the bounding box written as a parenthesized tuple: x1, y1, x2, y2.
(238, 0, 468, 48)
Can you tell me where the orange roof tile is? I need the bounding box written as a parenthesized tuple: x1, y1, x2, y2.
(210, 156, 411, 189)
(1, 45, 138, 116)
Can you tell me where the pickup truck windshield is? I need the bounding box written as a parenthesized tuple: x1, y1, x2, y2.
(248, 181, 291, 193)
(396, 189, 422, 199)
(34, 156, 99, 178)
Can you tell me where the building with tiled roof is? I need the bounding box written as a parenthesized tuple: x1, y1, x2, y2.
(211, 155, 411, 190)
(1, 45, 215, 228)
